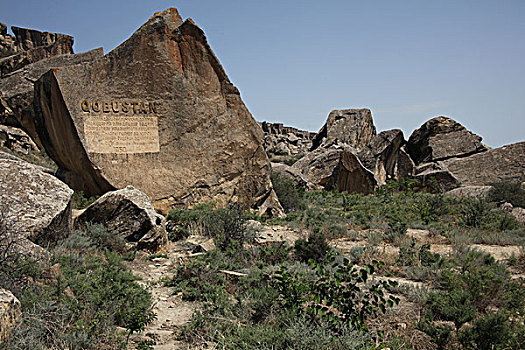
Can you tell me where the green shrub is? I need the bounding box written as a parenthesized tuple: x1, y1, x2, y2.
(271, 171, 306, 213)
(460, 198, 493, 228)
(488, 181, 525, 208)
(294, 231, 330, 263)
(71, 191, 98, 209)
(60, 223, 126, 253)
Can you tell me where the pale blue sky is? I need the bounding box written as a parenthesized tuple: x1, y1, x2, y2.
(3, 1, 524, 147)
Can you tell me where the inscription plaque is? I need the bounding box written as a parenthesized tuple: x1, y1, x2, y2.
(84, 115, 160, 154)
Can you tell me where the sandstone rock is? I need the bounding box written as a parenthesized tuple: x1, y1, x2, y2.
(414, 163, 459, 192)
(0, 25, 74, 76)
(0, 288, 21, 342)
(441, 142, 525, 186)
(0, 152, 73, 246)
(293, 149, 376, 193)
(311, 109, 376, 151)
(511, 207, 525, 223)
(445, 186, 491, 199)
(260, 121, 314, 159)
(0, 23, 6, 36)
(74, 186, 167, 251)
(0, 125, 38, 154)
(407, 116, 488, 164)
(32, 8, 282, 216)
(271, 162, 309, 188)
(0, 48, 103, 147)
(393, 146, 415, 180)
(358, 129, 404, 184)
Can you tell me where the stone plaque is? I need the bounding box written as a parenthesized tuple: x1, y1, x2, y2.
(84, 115, 160, 154)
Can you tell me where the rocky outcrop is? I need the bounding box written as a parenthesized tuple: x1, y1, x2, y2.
(393, 146, 415, 180)
(441, 142, 525, 186)
(0, 48, 103, 147)
(445, 186, 492, 199)
(407, 116, 488, 164)
(292, 148, 376, 193)
(0, 152, 73, 246)
(358, 129, 405, 184)
(0, 24, 74, 77)
(0, 125, 38, 154)
(74, 186, 167, 251)
(0, 288, 21, 343)
(271, 162, 310, 188)
(260, 121, 314, 157)
(413, 162, 459, 192)
(32, 8, 282, 216)
(311, 109, 376, 151)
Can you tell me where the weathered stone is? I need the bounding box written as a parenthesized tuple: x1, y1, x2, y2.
(0, 125, 38, 154)
(441, 142, 525, 186)
(271, 162, 310, 188)
(74, 186, 167, 251)
(311, 109, 376, 151)
(393, 146, 415, 180)
(358, 129, 404, 184)
(445, 186, 491, 199)
(0, 152, 73, 246)
(511, 207, 525, 223)
(0, 23, 7, 36)
(0, 288, 21, 343)
(293, 148, 376, 193)
(260, 121, 314, 159)
(407, 116, 488, 164)
(413, 163, 459, 192)
(32, 9, 282, 216)
(0, 48, 103, 148)
(0, 26, 74, 76)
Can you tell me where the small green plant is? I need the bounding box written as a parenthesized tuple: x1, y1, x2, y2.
(71, 190, 99, 209)
(271, 171, 306, 213)
(294, 231, 330, 263)
(146, 253, 168, 260)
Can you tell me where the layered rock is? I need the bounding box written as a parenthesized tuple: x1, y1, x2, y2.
(0, 125, 38, 154)
(292, 148, 375, 193)
(0, 288, 21, 343)
(311, 109, 376, 151)
(0, 152, 73, 246)
(260, 121, 314, 157)
(74, 186, 167, 251)
(441, 142, 525, 186)
(407, 116, 488, 164)
(0, 24, 74, 77)
(393, 146, 415, 180)
(358, 129, 405, 184)
(32, 8, 282, 215)
(0, 48, 103, 147)
(271, 162, 309, 188)
(413, 162, 459, 192)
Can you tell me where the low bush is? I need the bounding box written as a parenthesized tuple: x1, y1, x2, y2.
(488, 181, 525, 208)
(271, 171, 306, 213)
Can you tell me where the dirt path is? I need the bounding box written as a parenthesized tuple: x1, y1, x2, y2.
(126, 244, 200, 350)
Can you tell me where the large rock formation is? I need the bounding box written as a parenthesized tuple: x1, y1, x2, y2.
(0, 48, 103, 147)
(260, 121, 314, 158)
(74, 186, 167, 251)
(407, 116, 488, 164)
(0, 152, 73, 246)
(358, 129, 405, 184)
(0, 288, 21, 343)
(0, 24, 74, 77)
(311, 109, 376, 151)
(441, 142, 525, 186)
(32, 8, 282, 215)
(292, 148, 376, 193)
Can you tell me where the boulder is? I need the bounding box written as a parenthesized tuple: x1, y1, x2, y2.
(407, 116, 488, 164)
(271, 162, 309, 188)
(445, 186, 492, 199)
(32, 8, 282, 216)
(0, 25, 74, 76)
(260, 121, 314, 158)
(293, 148, 376, 193)
(441, 142, 525, 186)
(0, 288, 21, 343)
(0, 152, 73, 246)
(358, 129, 404, 184)
(74, 186, 167, 251)
(511, 207, 525, 224)
(311, 109, 376, 151)
(0, 125, 38, 154)
(393, 146, 415, 180)
(413, 163, 459, 192)
(0, 48, 103, 147)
